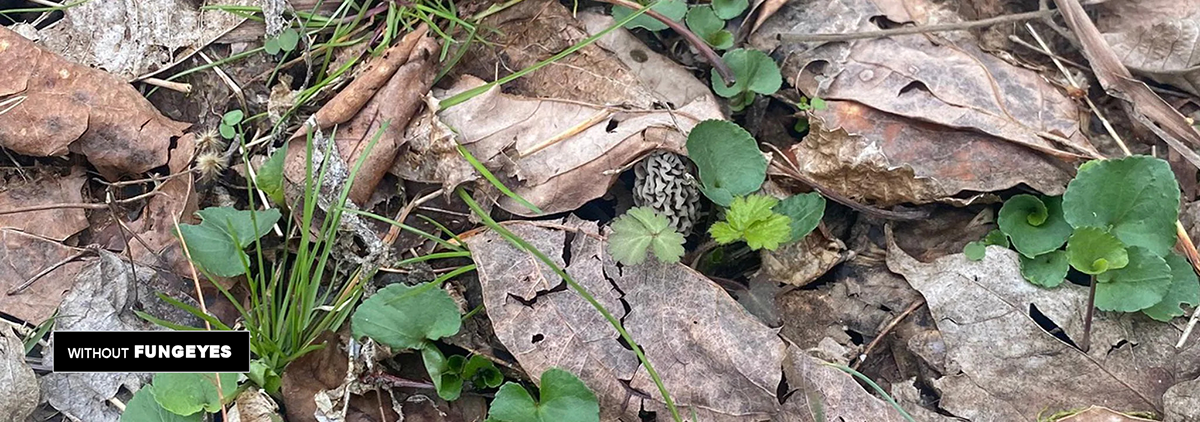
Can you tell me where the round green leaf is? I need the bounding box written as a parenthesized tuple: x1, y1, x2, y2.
(998, 195, 1071, 258)
(711, 48, 782, 99)
(351, 282, 461, 350)
(1142, 253, 1200, 321)
(1019, 250, 1069, 288)
(148, 373, 238, 416)
(1094, 247, 1172, 312)
(222, 109, 244, 125)
(685, 6, 733, 49)
(488, 368, 600, 422)
(963, 241, 986, 261)
(219, 123, 236, 139)
(277, 28, 300, 52)
(712, 0, 748, 19)
(611, 0, 686, 31)
(1066, 227, 1128, 275)
(263, 38, 281, 55)
(1062, 156, 1180, 257)
(119, 389, 201, 422)
(773, 192, 825, 242)
(983, 228, 1009, 248)
(686, 120, 766, 206)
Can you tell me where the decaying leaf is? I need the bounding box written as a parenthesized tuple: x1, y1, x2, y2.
(1096, 0, 1200, 96)
(1164, 377, 1200, 422)
(0, 27, 190, 179)
(0, 168, 88, 241)
(1055, 406, 1157, 422)
(779, 344, 907, 421)
(886, 232, 1195, 419)
(750, 0, 1090, 205)
(0, 229, 87, 323)
(0, 325, 38, 422)
(759, 225, 846, 287)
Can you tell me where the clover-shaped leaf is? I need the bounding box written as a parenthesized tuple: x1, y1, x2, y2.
(1142, 253, 1200, 321)
(1063, 156, 1180, 257)
(611, 0, 687, 31)
(998, 194, 1071, 258)
(685, 6, 733, 49)
(351, 282, 462, 350)
(1066, 227, 1128, 275)
(488, 369, 600, 422)
(710, 195, 792, 251)
(608, 207, 685, 265)
(1019, 251, 1069, 288)
(711, 0, 748, 19)
(1095, 247, 1172, 312)
(711, 49, 782, 111)
(686, 119, 766, 206)
(773, 192, 825, 243)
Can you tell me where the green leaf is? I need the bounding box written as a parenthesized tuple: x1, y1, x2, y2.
(1062, 156, 1180, 257)
(120, 388, 201, 422)
(998, 195, 1072, 258)
(711, 0, 748, 19)
(222, 109, 244, 126)
(1019, 250, 1069, 288)
(351, 282, 462, 350)
(611, 0, 686, 31)
(176, 207, 281, 277)
(219, 123, 236, 139)
(1095, 247, 1172, 312)
(276, 28, 300, 52)
(264, 38, 281, 55)
(1143, 253, 1200, 321)
(487, 368, 600, 422)
(607, 207, 686, 265)
(148, 373, 238, 416)
(463, 355, 504, 388)
(685, 6, 733, 49)
(686, 120, 767, 206)
(709, 195, 792, 251)
(711, 49, 782, 101)
(963, 241, 986, 261)
(809, 97, 827, 110)
(982, 229, 1009, 248)
(1066, 227, 1129, 275)
(773, 193, 825, 242)
(248, 359, 281, 395)
(256, 149, 286, 207)
(423, 346, 463, 401)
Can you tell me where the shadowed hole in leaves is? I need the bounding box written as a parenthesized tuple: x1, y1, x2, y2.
(1107, 339, 1131, 356)
(845, 328, 865, 345)
(605, 118, 620, 133)
(505, 280, 568, 307)
(898, 81, 931, 96)
(776, 371, 790, 404)
(1028, 303, 1077, 348)
(562, 231, 576, 267)
(531, 333, 544, 344)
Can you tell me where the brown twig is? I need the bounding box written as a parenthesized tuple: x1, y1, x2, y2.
(1080, 274, 1097, 352)
(0, 189, 162, 216)
(6, 246, 96, 296)
(777, 9, 1059, 43)
(852, 299, 924, 370)
(595, 0, 734, 85)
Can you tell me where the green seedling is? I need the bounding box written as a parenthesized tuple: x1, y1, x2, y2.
(685, 6, 733, 49)
(487, 368, 601, 422)
(793, 96, 827, 132)
(711, 49, 782, 112)
(608, 207, 686, 265)
(710, 195, 792, 251)
(219, 109, 244, 140)
(264, 28, 301, 55)
(611, 0, 686, 31)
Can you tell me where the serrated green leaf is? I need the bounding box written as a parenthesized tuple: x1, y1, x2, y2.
(1143, 253, 1200, 321)
(1066, 227, 1129, 275)
(423, 346, 463, 401)
(773, 193, 825, 242)
(711, 0, 748, 19)
(1063, 156, 1180, 257)
(351, 282, 461, 350)
(488, 369, 600, 422)
(686, 120, 766, 206)
(708, 195, 792, 251)
(1020, 250, 1069, 288)
(256, 149, 286, 207)
(1095, 247, 1172, 312)
(998, 195, 1071, 258)
(120, 388, 202, 422)
(277, 28, 300, 52)
(685, 6, 733, 49)
(963, 241, 986, 261)
(176, 207, 280, 277)
(148, 373, 237, 416)
(607, 207, 685, 265)
(711, 49, 781, 100)
(611, 0, 686, 31)
(983, 229, 1009, 248)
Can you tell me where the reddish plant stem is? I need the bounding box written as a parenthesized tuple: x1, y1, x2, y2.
(595, 0, 735, 85)
(1081, 275, 1097, 352)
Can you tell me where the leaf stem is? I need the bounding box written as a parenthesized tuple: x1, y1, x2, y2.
(1081, 274, 1096, 352)
(596, 0, 734, 85)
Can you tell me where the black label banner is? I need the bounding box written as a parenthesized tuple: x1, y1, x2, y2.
(52, 331, 250, 373)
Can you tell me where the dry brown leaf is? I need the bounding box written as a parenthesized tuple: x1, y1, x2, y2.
(759, 226, 847, 287)
(0, 27, 190, 179)
(228, 387, 282, 422)
(281, 331, 349, 422)
(0, 229, 86, 323)
(0, 325, 38, 421)
(779, 344, 908, 422)
(0, 168, 88, 241)
(1096, 1, 1200, 96)
(1056, 406, 1157, 422)
(35, 0, 261, 80)
(1163, 377, 1200, 422)
(124, 132, 198, 276)
(886, 233, 1194, 419)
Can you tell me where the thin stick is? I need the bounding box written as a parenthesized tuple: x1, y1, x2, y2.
(595, 0, 734, 84)
(1081, 274, 1097, 352)
(138, 78, 192, 94)
(853, 299, 925, 370)
(171, 215, 229, 421)
(1175, 221, 1200, 348)
(778, 9, 1057, 43)
(6, 247, 94, 295)
(0, 190, 162, 216)
(381, 188, 445, 247)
